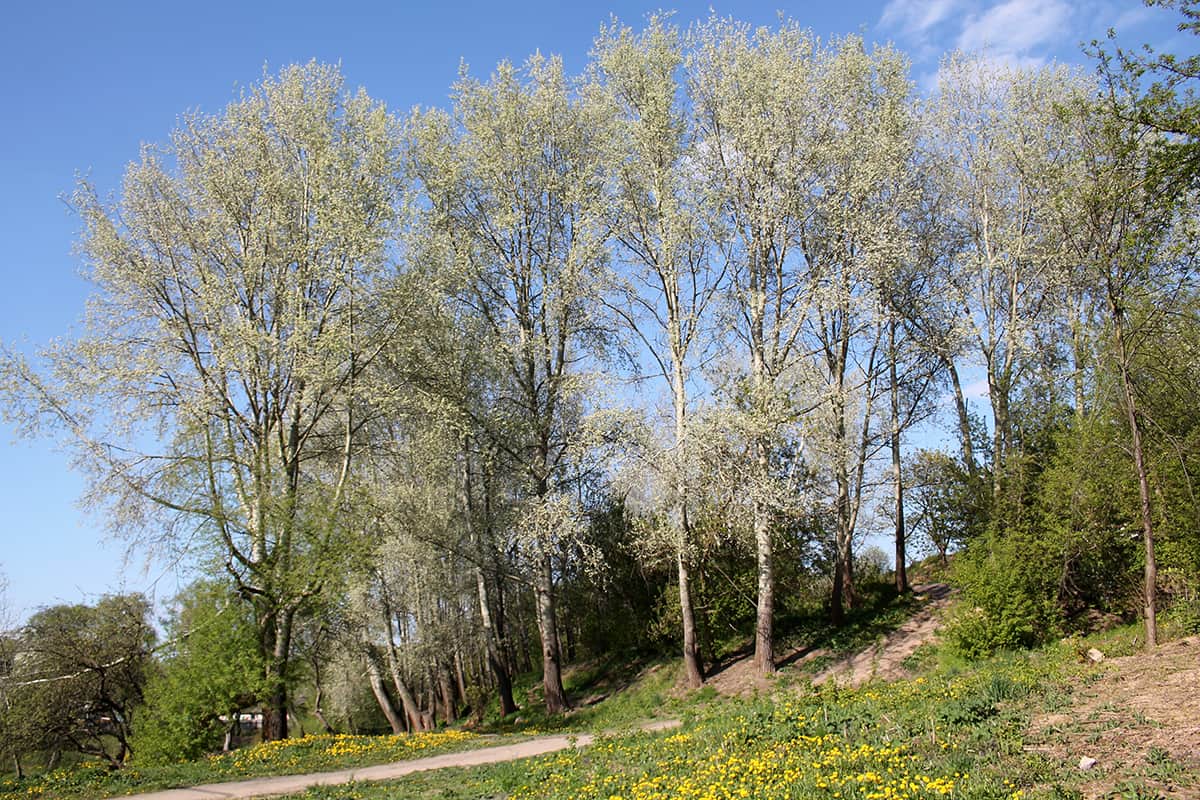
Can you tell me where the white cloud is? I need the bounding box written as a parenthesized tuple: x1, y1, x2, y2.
(956, 0, 1072, 57)
(1112, 4, 1155, 33)
(879, 0, 965, 37)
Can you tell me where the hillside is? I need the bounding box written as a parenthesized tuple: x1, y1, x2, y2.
(8, 588, 1199, 800)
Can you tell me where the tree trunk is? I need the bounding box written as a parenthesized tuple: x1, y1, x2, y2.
(465, 445, 518, 715)
(946, 360, 977, 482)
(753, 481, 775, 673)
(365, 650, 404, 734)
(312, 686, 336, 734)
(1069, 300, 1088, 419)
(1112, 305, 1158, 649)
(890, 320, 909, 594)
(477, 565, 518, 714)
(830, 372, 858, 627)
(672, 363, 704, 687)
(262, 686, 287, 742)
(988, 365, 1010, 507)
(678, 549, 704, 688)
(515, 615, 534, 674)
(454, 650, 469, 709)
(534, 554, 571, 712)
(381, 598, 431, 732)
(436, 661, 457, 724)
(831, 471, 856, 627)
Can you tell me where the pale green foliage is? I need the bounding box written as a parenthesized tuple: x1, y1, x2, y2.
(590, 15, 720, 568)
(407, 54, 613, 496)
(926, 55, 1094, 483)
(515, 493, 597, 569)
(2, 61, 409, 738)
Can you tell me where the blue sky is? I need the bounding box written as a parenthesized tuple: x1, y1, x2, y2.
(0, 0, 1185, 623)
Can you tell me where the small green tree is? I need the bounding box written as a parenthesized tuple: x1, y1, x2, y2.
(134, 582, 264, 764)
(906, 449, 977, 566)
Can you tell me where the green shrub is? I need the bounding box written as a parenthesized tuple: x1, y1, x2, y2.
(945, 530, 1061, 659)
(132, 582, 264, 765)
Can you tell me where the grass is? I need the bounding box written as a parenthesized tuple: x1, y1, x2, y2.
(6, 590, 1194, 800)
(480, 652, 688, 736)
(0, 729, 507, 800)
(0, 657, 688, 800)
(277, 624, 1197, 800)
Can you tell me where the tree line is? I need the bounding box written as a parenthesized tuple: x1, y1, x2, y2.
(2, 5, 1199, 768)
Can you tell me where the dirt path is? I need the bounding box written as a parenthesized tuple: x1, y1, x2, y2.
(812, 583, 952, 688)
(111, 720, 681, 800)
(704, 583, 953, 696)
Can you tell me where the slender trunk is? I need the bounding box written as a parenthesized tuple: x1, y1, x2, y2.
(365, 651, 404, 734)
(12, 755, 22, 780)
(562, 605, 576, 664)
(671, 362, 704, 687)
(678, 548, 704, 687)
(465, 444, 518, 715)
(477, 566, 517, 714)
(515, 614, 533, 674)
(831, 469, 856, 626)
(1112, 305, 1157, 649)
(946, 360, 977, 481)
(890, 320, 908, 593)
(312, 686, 335, 734)
(1069, 300, 1088, 419)
(436, 661, 457, 723)
(454, 650, 467, 699)
(381, 597, 430, 731)
(988, 365, 1009, 507)
(534, 553, 571, 712)
(753, 466, 775, 673)
(830, 368, 857, 626)
(831, 566, 845, 627)
(749, 252, 774, 675)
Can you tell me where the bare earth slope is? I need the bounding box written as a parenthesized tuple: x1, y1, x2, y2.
(813, 583, 952, 687)
(1029, 635, 1200, 799)
(706, 583, 952, 696)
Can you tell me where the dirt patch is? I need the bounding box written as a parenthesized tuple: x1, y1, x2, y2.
(702, 653, 781, 697)
(701, 584, 952, 696)
(811, 583, 952, 688)
(1028, 636, 1200, 799)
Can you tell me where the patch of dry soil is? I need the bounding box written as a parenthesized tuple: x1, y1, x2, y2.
(1029, 636, 1200, 799)
(702, 583, 952, 696)
(813, 583, 953, 688)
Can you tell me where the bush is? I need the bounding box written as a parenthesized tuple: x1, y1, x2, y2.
(945, 530, 1061, 659)
(132, 582, 264, 765)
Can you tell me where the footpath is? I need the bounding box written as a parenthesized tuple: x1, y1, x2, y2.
(114, 719, 682, 800)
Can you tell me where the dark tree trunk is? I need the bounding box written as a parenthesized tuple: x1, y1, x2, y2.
(465, 453, 518, 715)
(365, 650, 404, 734)
(436, 661, 457, 724)
(890, 320, 909, 594)
(1111, 301, 1158, 649)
